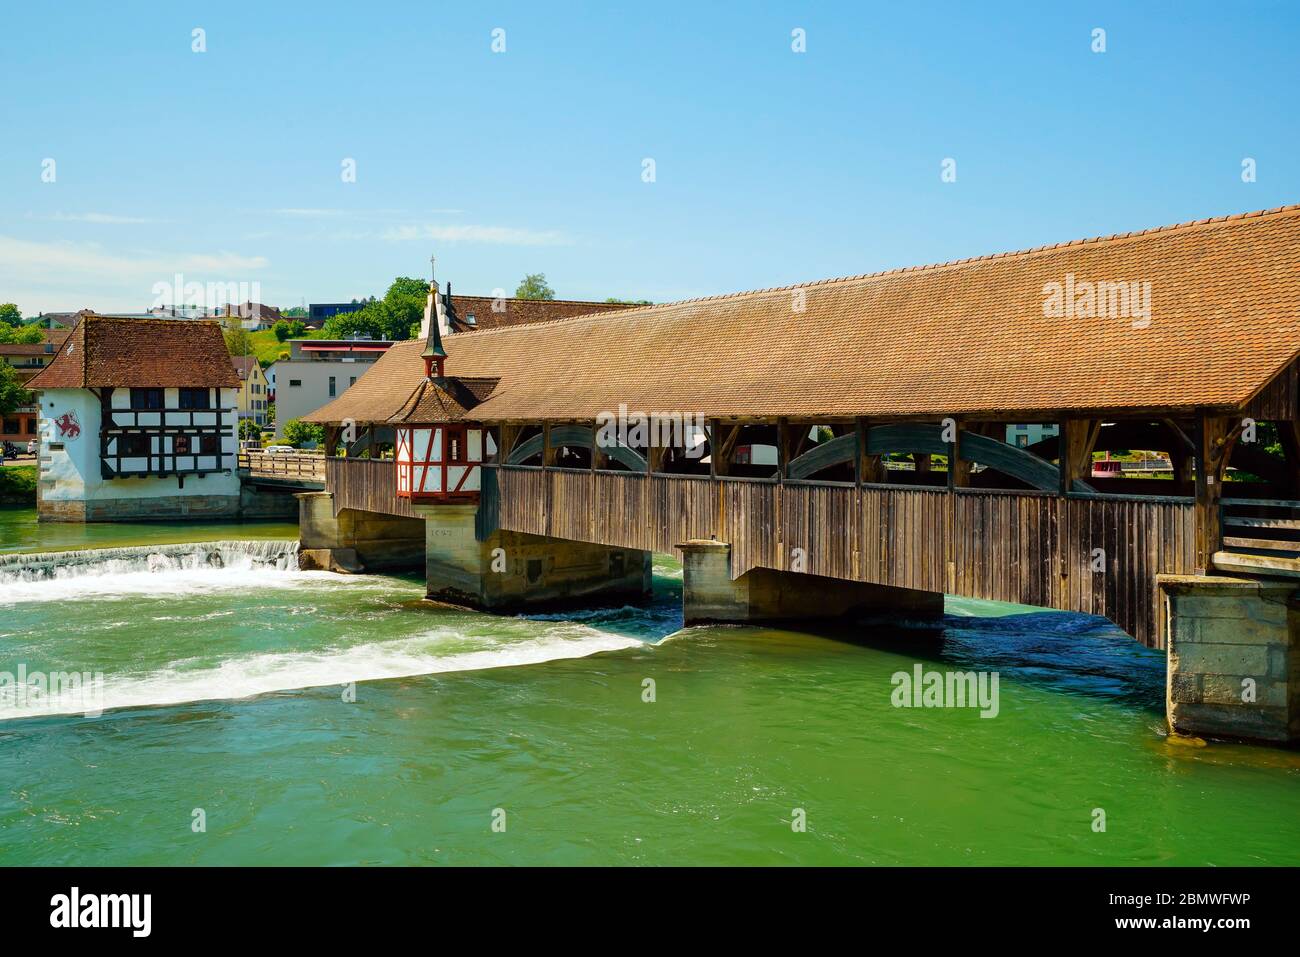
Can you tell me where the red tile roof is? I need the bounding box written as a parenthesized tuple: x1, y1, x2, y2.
(24, 315, 240, 391)
(307, 205, 1300, 424)
(447, 295, 636, 332)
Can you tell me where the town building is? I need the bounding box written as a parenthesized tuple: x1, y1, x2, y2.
(24, 316, 241, 522)
(232, 355, 270, 429)
(217, 302, 283, 332)
(307, 302, 367, 327)
(269, 338, 396, 433)
(0, 339, 61, 448)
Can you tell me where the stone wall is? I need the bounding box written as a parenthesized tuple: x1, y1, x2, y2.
(39, 493, 241, 523)
(1160, 574, 1300, 743)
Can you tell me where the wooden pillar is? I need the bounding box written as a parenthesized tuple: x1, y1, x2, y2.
(646, 425, 667, 475)
(1058, 418, 1100, 495)
(1195, 414, 1237, 574)
(949, 422, 972, 488)
(777, 420, 789, 483)
(710, 419, 739, 477)
(856, 419, 885, 484)
(323, 425, 341, 457)
(542, 422, 557, 468)
(495, 424, 518, 465)
(591, 419, 609, 471)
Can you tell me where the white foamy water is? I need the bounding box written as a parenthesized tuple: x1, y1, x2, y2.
(0, 540, 310, 605)
(0, 628, 642, 719)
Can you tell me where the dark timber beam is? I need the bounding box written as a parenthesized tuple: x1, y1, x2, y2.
(1194, 414, 1240, 573)
(1059, 419, 1100, 495)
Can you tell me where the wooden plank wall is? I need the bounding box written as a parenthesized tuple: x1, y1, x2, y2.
(326, 458, 417, 519)
(489, 466, 1196, 647)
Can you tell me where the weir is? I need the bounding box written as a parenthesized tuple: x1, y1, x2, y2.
(0, 539, 300, 584)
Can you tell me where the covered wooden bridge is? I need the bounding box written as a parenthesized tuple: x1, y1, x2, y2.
(306, 205, 1300, 652)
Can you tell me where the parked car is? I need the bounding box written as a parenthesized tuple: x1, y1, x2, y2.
(262, 445, 298, 455)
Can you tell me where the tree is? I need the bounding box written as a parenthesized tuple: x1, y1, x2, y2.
(516, 273, 555, 301)
(387, 277, 429, 300)
(223, 325, 251, 356)
(0, 324, 43, 345)
(0, 304, 22, 327)
(282, 418, 324, 448)
(238, 418, 261, 440)
(0, 362, 29, 418)
(605, 297, 653, 306)
(273, 319, 306, 342)
(322, 304, 386, 341)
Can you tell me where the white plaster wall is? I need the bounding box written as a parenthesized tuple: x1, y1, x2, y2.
(274, 360, 372, 427)
(38, 387, 239, 503)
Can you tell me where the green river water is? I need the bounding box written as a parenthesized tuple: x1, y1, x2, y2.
(0, 507, 1297, 866)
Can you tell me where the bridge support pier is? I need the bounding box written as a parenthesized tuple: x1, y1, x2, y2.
(296, 492, 425, 572)
(1159, 574, 1300, 744)
(678, 539, 943, 627)
(420, 504, 652, 611)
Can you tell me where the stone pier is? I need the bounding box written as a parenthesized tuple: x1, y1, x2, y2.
(1159, 574, 1300, 744)
(420, 503, 651, 610)
(678, 539, 943, 627)
(296, 491, 425, 572)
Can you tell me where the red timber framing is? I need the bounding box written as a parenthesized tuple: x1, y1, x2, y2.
(395, 424, 481, 502)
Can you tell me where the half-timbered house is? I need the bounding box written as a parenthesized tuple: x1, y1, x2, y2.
(24, 316, 241, 521)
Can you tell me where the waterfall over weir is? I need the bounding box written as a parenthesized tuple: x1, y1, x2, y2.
(0, 540, 300, 585)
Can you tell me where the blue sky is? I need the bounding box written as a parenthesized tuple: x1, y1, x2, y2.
(2, 1, 1296, 314)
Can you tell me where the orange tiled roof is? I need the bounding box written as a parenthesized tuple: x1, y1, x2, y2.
(25, 315, 240, 390)
(447, 295, 635, 332)
(307, 205, 1300, 424)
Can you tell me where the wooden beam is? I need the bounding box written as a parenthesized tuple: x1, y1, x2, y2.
(1194, 414, 1238, 573)
(949, 423, 972, 488)
(496, 424, 519, 464)
(542, 423, 557, 468)
(1058, 418, 1100, 494)
(591, 420, 610, 471)
(856, 420, 885, 483)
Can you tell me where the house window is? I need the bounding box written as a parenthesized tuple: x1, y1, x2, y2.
(179, 388, 211, 410)
(130, 388, 164, 410)
(2, 419, 18, 435)
(289, 379, 302, 387)
(349, 376, 356, 387)
(328, 376, 337, 397)
(175, 435, 191, 455)
(200, 434, 220, 456)
(122, 434, 150, 456)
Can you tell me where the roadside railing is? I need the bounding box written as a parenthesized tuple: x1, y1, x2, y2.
(238, 450, 326, 484)
(1220, 497, 1300, 558)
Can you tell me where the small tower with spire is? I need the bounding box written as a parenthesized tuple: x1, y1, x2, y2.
(422, 254, 448, 379)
